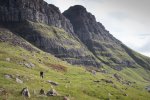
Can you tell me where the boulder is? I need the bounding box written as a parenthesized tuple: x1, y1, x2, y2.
(21, 87, 30, 98)
(24, 62, 35, 68)
(63, 96, 70, 100)
(16, 78, 23, 84)
(39, 89, 45, 95)
(145, 86, 150, 92)
(47, 80, 59, 86)
(47, 89, 58, 96)
(4, 74, 13, 79)
(5, 58, 10, 62)
(123, 93, 128, 96)
(29, 62, 35, 67)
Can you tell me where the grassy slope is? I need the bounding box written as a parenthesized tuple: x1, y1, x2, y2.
(0, 27, 150, 100)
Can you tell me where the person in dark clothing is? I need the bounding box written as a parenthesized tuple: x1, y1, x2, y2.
(40, 71, 44, 78)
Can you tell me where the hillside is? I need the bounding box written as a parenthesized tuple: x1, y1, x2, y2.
(0, 0, 150, 100)
(0, 27, 150, 100)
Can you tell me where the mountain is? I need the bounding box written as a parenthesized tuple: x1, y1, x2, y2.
(0, 0, 102, 67)
(0, 0, 150, 99)
(63, 5, 150, 70)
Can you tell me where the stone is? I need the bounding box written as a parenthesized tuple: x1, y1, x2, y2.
(47, 89, 58, 96)
(24, 62, 35, 68)
(145, 86, 150, 92)
(21, 87, 30, 98)
(24, 63, 31, 68)
(0, 88, 8, 96)
(94, 80, 100, 83)
(91, 70, 96, 75)
(113, 73, 122, 81)
(39, 89, 45, 95)
(4, 74, 12, 79)
(47, 80, 59, 86)
(123, 93, 128, 96)
(63, 96, 70, 100)
(29, 62, 35, 67)
(16, 78, 23, 84)
(6, 58, 10, 62)
(101, 79, 113, 84)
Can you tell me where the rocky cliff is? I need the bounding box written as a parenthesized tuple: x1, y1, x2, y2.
(0, 1, 150, 70)
(63, 5, 150, 69)
(0, 0, 103, 67)
(0, 0, 73, 33)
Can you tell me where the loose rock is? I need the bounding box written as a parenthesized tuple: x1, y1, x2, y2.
(47, 89, 58, 96)
(21, 87, 30, 98)
(16, 78, 23, 84)
(6, 58, 10, 62)
(39, 89, 45, 95)
(47, 80, 59, 86)
(63, 96, 70, 100)
(4, 74, 13, 79)
(145, 86, 150, 92)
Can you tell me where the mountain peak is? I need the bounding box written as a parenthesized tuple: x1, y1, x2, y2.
(68, 5, 87, 12)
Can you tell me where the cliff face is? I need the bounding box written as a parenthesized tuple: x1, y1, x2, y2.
(63, 5, 138, 69)
(0, 0, 103, 67)
(0, 1, 150, 70)
(5, 21, 102, 67)
(0, 0, 74, 33)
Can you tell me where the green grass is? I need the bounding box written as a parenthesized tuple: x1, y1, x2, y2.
(0, 42, 150, 100)
(0, 23, 150, 100)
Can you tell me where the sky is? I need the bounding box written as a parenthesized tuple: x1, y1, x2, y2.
(45, 0, 150, 57)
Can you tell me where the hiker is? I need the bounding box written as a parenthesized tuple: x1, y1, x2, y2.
(40, 71, 44, 78)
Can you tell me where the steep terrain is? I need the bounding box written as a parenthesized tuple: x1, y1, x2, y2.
(0, 0, 150, 99)
(63, 5, 150, 70)
(0, 28, 150, 100)
(0, 0, 102, 67)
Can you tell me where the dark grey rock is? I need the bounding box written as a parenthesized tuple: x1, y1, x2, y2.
(47, 89, 58, 96)
(63, 96, 70, 100)
(39, 89, 45, 95)
(0, 0, 74, 34)
(21, 87, 30, 98)
(145, 86, 150, 92)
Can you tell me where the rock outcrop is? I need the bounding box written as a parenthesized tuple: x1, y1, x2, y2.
(0, 0, 74, 34)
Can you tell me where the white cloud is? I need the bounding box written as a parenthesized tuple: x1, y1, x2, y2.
(44, 0, 150, 57)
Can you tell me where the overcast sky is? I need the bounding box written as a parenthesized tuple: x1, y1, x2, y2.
(45, 0, 150, 57)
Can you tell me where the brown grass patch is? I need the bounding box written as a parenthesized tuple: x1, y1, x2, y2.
(44, 63, 67, 72)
